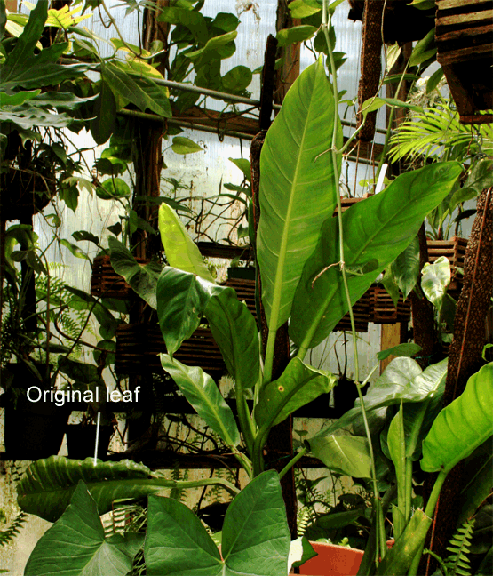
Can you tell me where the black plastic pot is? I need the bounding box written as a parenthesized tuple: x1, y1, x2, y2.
(1, 364, 70, 459)
(66, 424, 114, 460)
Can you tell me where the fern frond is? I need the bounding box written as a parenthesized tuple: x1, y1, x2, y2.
(443, 518, 475, 576)
(0, 512, 28, 548)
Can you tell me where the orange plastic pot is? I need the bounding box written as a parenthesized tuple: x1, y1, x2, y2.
(295, 540, 394, 576)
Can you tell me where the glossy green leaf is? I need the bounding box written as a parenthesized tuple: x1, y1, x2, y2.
(91, 80, 116, 145)
(60, 239, 90, 261)
(289, 0, 321, 19)
(255, 358, 336, 428)
(0, 2, 87, 91)
(377, 342, 421, 362)
(205, 285, 259, 390)
(421, 363, 493, 474)
(171, 136, 203, 155)
(96, 177, 131, 199)
(228, 157, 250, 180)
(158, 6, 208, 44)
(421, 256, 450, 310)
(17, 456, 195, 523)
(24, 482, 143, 576)
(374, 509, 432, 575)
(146, 470, 289, 576)
(187, 30, 237, 61)
(160, 355, 240, 447)
(464, 158, 493, 194)
(222, 65, 252, 94)
(108, 236, 162, 309)
(409, 29, 436, 68)
(276, 25, 317, 47)
(389, 236, 420, 300)
(309, 435, 372, 478)
(258, 57, 342, 332)
(290, 162, 462, 349)
(0, 89, 40, 106)
(158, 204, 214, 282)
(212, 12, 240, 33)
(156, 267, 212, 355)
(426, 67, 444, 94)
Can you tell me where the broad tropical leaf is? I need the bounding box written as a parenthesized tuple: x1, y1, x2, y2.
(309, 357, 448, 443)
(255, 358, 336, 428)
(24, 482, 143, 576)
(290, 162, 462, 350)
(421, 363, 493, 474)
(421, 256, 450, 310)
(205, 285, 259, 390)
(158, 204, 214, 282)
(108, 236, 162, 309)
(309, 435, 372, 478)
(17, 457, 190, 523)
(389, 236, 420, 300)
(160, 355, 240, 448)
(156, 268, 212, 355)
(145, 470, 290, 576)
(257, 57, 342, 333)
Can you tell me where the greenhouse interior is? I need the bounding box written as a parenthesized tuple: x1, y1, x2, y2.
(0, 0, 492, 574)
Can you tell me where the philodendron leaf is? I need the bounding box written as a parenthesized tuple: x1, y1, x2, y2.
(309, 435, 372, 478)
(108, 236, 162, 309)
(158, 203, 214, 282)
(257, 56, 342, 333)
(389, 236, 420, 300)
(255, 357, 336, 429)
(156, 267, 212, 355)
(160, 355, 240, 448)
(290, 161, 462, 350)
(205, 285, 259, 390)
(17, 457, 186, 523)
(24, 482, 143, 576)
(421, 363, 493, 474)
(145, 470, 290, 576)
(310, 357, 448, 442)
(421, 256, 450, 311)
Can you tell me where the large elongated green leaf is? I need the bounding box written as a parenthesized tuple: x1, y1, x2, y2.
(17, 457, 195, 523)
(158, 203, 214, 282)
(373, 509, 432, 576)
(145, 471, 290, 576)
(255, 357, 336, 428)
(309, 435, 372, 478)
(205, 285, 259, 390)
(290, 162, 462, 349)
(160, 355, 240, 447)
(24, 482, 143, 576)
(108, 236, 162, 309)
(421, 363, 493, 474)
(156, 268, 212, 355)
(257, 57, 342, 333)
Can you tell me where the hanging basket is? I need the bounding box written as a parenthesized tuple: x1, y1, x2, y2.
(91, 255, 148, 300)
(115, 324, 226, 377)
(427, 236, 467, 293)
(370, 285, 411, 324)
(225, 275, 257, 318)
(436, 0, 493, 124)
(0, 167, 56, 221)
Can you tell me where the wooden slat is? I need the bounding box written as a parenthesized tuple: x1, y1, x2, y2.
(438, 42, 493, 64)
(437, 23, 493, 43)
(436, 9, 493, 27)
(438, 0, 491, 9)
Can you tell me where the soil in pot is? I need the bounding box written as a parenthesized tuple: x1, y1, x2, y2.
(66, 424, 114, 460)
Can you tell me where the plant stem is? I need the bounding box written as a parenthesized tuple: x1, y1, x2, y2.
(322, 0, 385, 563)
(279, 447, 307, 480)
